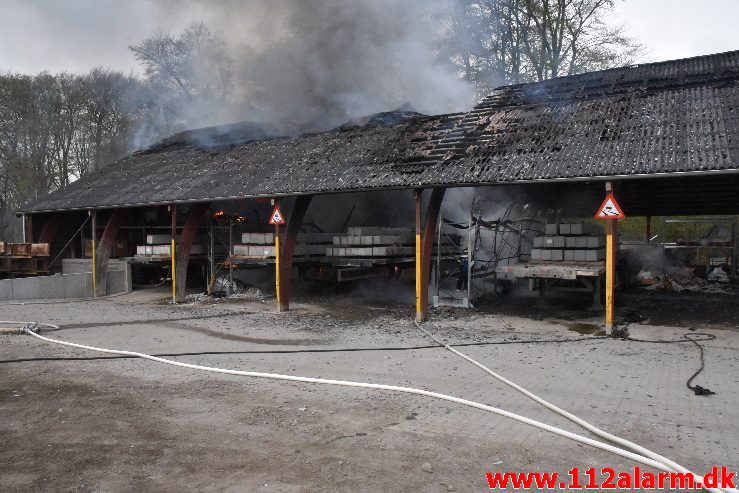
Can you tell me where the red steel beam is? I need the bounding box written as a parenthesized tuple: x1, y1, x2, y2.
(277, 195, 313, 311)
(38, 216, 62, 244)
(174, 203, 210, 303)
(94, 210, 125, 296)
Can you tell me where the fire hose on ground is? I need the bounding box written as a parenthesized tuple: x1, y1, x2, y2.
(412, 320, 736, 493)
(4, 320, 735, 493)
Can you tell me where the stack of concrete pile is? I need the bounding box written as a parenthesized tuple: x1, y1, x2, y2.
(327, 227, 458, 258)
(531, 223, 605, 262)
(136, 234, 205, 257)
(233, 232, 334, 258)
(328, 227, 415, 258)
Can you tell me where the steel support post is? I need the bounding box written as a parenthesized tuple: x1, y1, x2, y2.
(605, 181, 617, 335)
(276, 195, 313, 312)
(38, 216, 61, 244)
(415, 190, 423, 322)
(90, 211, 97, 298)
(94, 210, 125, 297)
(170, 205, 177, 303)
(175, 203, 210, 303)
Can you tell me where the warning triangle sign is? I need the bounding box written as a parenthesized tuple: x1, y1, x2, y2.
(595, 193, 626, 219)
(269, 205, 286, 225)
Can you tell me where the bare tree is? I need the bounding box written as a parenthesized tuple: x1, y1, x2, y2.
(449, 0, 643, 94)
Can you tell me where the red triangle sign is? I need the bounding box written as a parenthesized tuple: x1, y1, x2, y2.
(269, 205, 286, 225)
(595, 193, 626, 219)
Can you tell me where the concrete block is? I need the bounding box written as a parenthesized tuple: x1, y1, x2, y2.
(533, 236, 545, 248)
(569, 223, 584, 235)
(233, 244, 249, 256)
(152, 245, 170, 255)
(586, 248, 606, 261)
(586, 236, 605, 249)
(550, 250, 564, 261)
(332, 237, 342, 246)
(249, 245, 275, 256)
(136, 245, 154, 255)
(564, 249, 576, 261)
(575, 237, 588, 248)
(565, 237, 577, 248)
(559, 223, 571, 235)
(0, 279, 13, 300)
(531, 249, 543, 260)
(545, 224, 558, 235)
(543, 236, 565, 248)
(575, 250, 587, 262)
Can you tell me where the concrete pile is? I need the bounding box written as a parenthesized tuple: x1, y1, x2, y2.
(531, 223, 605, 263)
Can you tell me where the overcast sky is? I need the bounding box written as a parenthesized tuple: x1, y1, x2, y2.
(0, 0, 737, 75)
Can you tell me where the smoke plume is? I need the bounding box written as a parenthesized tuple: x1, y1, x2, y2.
(144, 0, 475, 137)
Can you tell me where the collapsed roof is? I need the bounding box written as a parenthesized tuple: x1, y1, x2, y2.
(19, 50, 739, 214)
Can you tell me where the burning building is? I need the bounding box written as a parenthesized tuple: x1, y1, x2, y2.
(10, 50, 739, 323)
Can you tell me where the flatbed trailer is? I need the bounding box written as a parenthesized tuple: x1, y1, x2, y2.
(495, 261, 605, 309)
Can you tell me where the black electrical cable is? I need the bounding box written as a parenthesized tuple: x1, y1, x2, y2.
(618, 327, 717, 396)
(0, 335, 610, 364)
(2, 323, 722, 398)
(683, 333, 717, 396)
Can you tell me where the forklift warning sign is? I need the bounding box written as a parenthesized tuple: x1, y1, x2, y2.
(269, 205, 286, 225)
(595, 193, 626, 219)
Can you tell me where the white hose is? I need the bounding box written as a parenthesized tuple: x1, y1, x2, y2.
(10, 321, 732, 492)
(413, 321, 736, 493)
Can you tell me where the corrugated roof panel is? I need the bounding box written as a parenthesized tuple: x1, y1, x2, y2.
(19, 50, 739, 213)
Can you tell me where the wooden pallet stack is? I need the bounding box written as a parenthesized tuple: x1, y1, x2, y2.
(531, 223, 605, 263)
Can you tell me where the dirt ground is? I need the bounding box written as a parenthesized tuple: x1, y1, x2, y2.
(1, 287, 737, 492)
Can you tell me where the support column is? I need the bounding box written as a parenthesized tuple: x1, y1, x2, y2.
(38, 216, 61, 244)
(645, 216, 652, 242)
(170, 205, 177, 303)
(276, 195, 313, 312)
(174, 203, 210, 303)
(94, 210, 125, 297)
(605, 181, 617, 335)
(415, 188, 446, 323)
(415, 190, 423, 322)
(22, 214, 35, 243)
(90, 211, 97, 298)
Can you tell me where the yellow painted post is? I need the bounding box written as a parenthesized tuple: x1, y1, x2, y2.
(414, 190, 424, 323)
(274, 199, 283, 311)
(275, 227, 282, 310)
(605, 218, 616, 335)
(90, 211, 97, 298)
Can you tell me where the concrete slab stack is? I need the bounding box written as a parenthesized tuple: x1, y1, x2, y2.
(531, 222, 605, 263)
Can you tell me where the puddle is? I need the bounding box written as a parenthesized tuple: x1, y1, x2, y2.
(567, 322, 605, 336)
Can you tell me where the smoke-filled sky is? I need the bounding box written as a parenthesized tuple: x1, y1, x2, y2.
(1, 0, 737, 134)
(2, 0, 737, 76)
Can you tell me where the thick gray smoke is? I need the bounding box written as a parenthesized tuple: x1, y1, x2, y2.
(146, 0, 474, 135)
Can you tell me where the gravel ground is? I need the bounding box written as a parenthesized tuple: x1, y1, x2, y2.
(1, 287, 737, 492)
